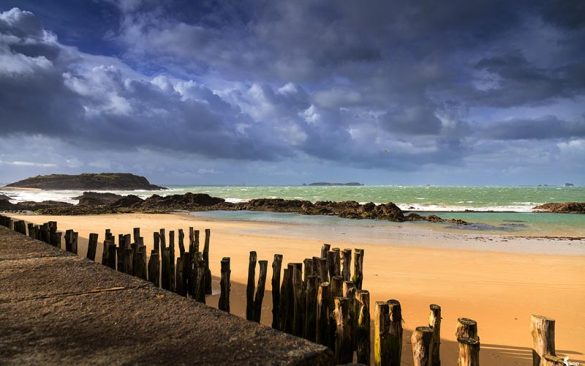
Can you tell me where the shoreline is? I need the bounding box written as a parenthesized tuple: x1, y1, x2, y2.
(4, 212, 584, 366)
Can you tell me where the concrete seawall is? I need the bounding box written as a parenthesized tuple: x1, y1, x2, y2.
(0, 226, 333, 365)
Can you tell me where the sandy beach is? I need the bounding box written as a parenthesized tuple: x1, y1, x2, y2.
(7, 212, 585, 366)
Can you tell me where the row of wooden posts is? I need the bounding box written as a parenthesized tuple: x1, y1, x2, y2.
(0, 214, 574, 366)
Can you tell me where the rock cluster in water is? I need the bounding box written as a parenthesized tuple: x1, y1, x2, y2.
(0, 191, 468, 224)
(533, 202, 585, 214)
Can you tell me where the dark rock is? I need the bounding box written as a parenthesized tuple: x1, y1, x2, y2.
(5, 173, 164, 190)
(75, 192, 123, 206)
(533, 202, 585, 214)
(0, 194, 11, 201)
(110, 195, 144, 209)
(141, 193, 225, 211)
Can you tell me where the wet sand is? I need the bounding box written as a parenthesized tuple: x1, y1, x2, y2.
(8, 212, 585, 366)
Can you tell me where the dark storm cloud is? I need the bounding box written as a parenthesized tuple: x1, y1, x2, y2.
(0, 0, 584, 178)
(479, 116, 585, 140)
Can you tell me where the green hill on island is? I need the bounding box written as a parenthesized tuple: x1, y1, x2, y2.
(5, 173, 164, 190)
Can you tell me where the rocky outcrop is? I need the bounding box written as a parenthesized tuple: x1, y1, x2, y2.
(1, 191, 462, 224)
(533, 202, 585, 214)
(5, 173, 164, 190)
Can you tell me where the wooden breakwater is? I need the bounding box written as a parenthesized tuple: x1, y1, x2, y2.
(0, 214, 575, 366)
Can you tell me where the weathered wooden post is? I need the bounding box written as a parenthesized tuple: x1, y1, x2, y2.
(316, 281, 331, 347)
(388, 299, 403, 365)
(429, 304, 442, 366)
(148, 250, 160, 287)
(246, 251, 257, 321)
(218, 257, 231, 313)
(304, 275, 319, 341)
(531, 315, 555, 366)
(343, 281, 357, 352)
(86, 233, 98, 260)
(203, 228, 212, 295)
(133, 227, 140, 244)
(331, 275, 344, 299)
(153, 231, 160, 254)
(334, 297, 353, 364)
(356, 289, 370, 365)
(106, 241, 117, 269)
(292, 262, 305, 337)
(161, 246, 171, 290)
(279, 267, 291, 332)
(543, 355, 566, 366)
(312, 257, 326, 283)
(352, 248, 364, 290)
(303, 258, 314, 282)
(341, 248, 352, 281)
(253, 259, 268, 323)
(27, 223, 34, 238)
(134, 245, 147, 280)
(194, 252, 206, 303)
(176, 256, 185, 296)
(65, 229, 74, 252)
(71, 231, 78, 254)
(321, 243, 331, 259)
(193, 229, 200, 253)
(456, 318, 478, 339)
(457, 336, 480, 366)
(374, 301, 390, 366)
(411, 326, 434, 366)
(169, 230, 176, 291)
(178, 228, 185, 256)
(271, 254, 283, 329)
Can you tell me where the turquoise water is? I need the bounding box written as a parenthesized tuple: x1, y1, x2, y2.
(165, 185, 584, 212)
(2, 185, 584, 234)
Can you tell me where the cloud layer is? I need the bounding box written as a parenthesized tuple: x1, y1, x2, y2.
(0, 1, 584, 184)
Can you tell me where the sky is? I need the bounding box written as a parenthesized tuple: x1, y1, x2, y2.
(0, 0, 584, 186)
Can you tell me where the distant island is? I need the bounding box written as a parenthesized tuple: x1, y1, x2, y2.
(306, 182, 363, 186)
(4, 173, 165, 191)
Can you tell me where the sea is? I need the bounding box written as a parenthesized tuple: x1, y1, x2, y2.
(2, 185, 584, 235)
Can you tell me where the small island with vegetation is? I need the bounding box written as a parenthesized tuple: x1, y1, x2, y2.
(4, 173, 165, 191)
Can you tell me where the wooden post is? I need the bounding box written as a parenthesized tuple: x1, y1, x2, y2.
(356, 289, 370, 365)
(65, 230, 74, 252)
(153, 231, 160, 254)
(457, 336, 480, 366)
(303, 258, 314, 282)
(352, 248, 364, 290)
(169, 231, 176, 292)
(271, 254, 283, 329)
(193, 229, 200, 253)
(316, 281, 331, 347)
(456, 318, 478, 339)
(86, 233, 98, 261)
(334, 297, 353, 364)
(411, 326, 434, 366)
(71, 231, 78, 255)
(321, 243, 331, 259)
(148, 250, 160, 287)
(194, 252, 206, 303)
(285, 263, 295, 333)
(246, 251, 257, 321)
(106, 241, 117, 269)
(531, 315, 555, 366)
(388, 299, 403, 366)
(176, 256, 185, 296)
(133, 227, 140, 245)
(218, 257, 231, 313)
(374, 301, 390, 366)
(253, 259, 268, 323)
(343, 281, 357, 352)
(330, 275, 344, 298)
(203, 228, 212, 295)
(161, 247, 171, 290)
(178, 228, 185, 256)
(290, 262, 304, 336)
(134, 246, 147, 280)
(429, 304, 441, 366)
(304, 275, 319, 341)
(341, 248, 352, 281)
(279, 267, 291, 332)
